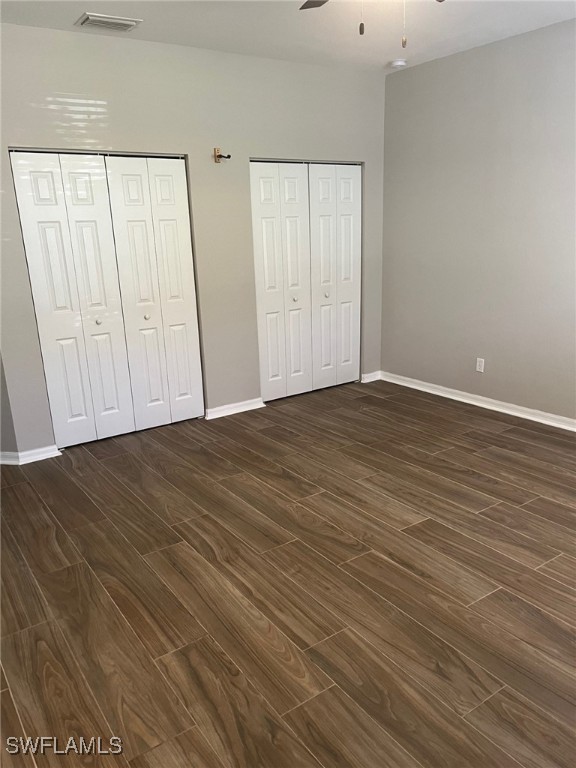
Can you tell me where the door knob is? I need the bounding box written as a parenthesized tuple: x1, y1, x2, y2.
(292, 297, 299, 302)
(144, 314, 151, 320)
(95, 318, 102, 325)
(324, 292, 330, 299)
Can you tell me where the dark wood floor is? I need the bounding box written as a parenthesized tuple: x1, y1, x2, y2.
(2, 381, 575, 767)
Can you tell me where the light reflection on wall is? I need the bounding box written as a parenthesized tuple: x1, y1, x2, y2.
(32, 94, 110, 147)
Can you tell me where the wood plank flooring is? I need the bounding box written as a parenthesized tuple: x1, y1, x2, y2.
(1, 381, 574, 767)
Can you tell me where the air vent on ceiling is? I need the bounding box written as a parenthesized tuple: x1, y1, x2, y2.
(75, 12, 143, 32)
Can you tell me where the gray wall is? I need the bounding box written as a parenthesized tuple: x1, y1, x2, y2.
(0, 23, 385, 452)
(382, 21, 576, 418)
(0, 359, 17, 453)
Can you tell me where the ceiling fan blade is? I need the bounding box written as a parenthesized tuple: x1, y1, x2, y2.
(299, 0, 330, 9)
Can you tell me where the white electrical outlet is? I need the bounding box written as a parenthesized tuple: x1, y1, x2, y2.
(476, 358, 485, 373)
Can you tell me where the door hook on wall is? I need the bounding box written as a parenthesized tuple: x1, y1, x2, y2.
(213, 148, 232, 163)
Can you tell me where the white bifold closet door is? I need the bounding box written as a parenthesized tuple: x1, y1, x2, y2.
(12, 151, 204, 448)
(148, 158, 204, 423)
(11, 152, 134, 447)
(105, 156, 171, 430)
(250, 161, 361, 402)
(250, 162, 312, 401)
(106, 156, 204, 430)
(11, 153, 97, 447)
(309, 164, 362, 388)
(60, 155, 135, 438)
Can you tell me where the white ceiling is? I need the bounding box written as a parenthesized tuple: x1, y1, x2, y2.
(2, 0, 575, 70)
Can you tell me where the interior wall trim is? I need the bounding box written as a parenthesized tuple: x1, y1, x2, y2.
(0, 445, 62, 465)
(204, 397, 266, 420)
(364, 371, 576, 432)
(360, 371, 382, 383)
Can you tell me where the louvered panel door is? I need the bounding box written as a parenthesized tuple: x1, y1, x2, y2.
(147, 158, 204, 421)
(105, 156, 172, 430)
(309, 164, 338, 389)
(60, 154, 135, 438)
(279, 164, 312, 396)
(10, 152, 97, 447)
(335, 165, 362, 384)
(250, 163, 288, 401)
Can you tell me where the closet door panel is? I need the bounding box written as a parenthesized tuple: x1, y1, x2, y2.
(10, 152, 97, 447)
(279, 164, 312, 395)
(105, 156, 171, 430)
(309, 164, 338, 389)
(336, 165, 362, 384)
(147, 158, 204, 420)
(60, 154, 135, 438)
(250, 163, 287, 401)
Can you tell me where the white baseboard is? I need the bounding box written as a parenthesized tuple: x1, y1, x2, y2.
(362, 371, 576, 432)
(205, 397, 265, 420)
(361, 371, 382, 384)
(0, 444, 61, 465)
